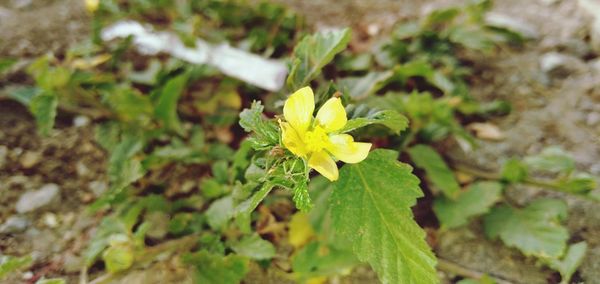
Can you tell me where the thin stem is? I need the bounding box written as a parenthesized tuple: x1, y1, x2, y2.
(437, 258, 513, 284)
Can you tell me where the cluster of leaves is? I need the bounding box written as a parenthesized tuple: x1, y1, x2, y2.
(1, 0, 597, 283)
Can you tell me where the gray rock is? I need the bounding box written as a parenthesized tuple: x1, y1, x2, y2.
(88, 180, 108, 197)
(587, 112, 600, 126)
(0, 216, 29, 234)
(15, 183, 61, 213)
(540, 52, 586, 78)
(485, 13, 539, 40)
(19, 151, 40, 169)
(73, 115, 90, 127)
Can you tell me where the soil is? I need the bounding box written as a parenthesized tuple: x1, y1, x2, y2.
(1, 0, 599, 283)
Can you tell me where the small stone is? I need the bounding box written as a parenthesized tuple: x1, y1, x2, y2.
(540, 52, 585, 78)
(15, 183, 61, 213)
(76, 161, 90, 177)
(22, 271, 34, 280)
(43, 213, 59, 228)
(73, 115, 90, 127)
(587, 112, 600, 126)
(0, 216, 29, 234)
(485, 13, 539, 39)
(19, 151, 41, 169)
(88, 180, 108, 197)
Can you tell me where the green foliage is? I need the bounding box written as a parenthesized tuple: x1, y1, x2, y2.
(230, 234, 276, 260)
(408, 145, 460, 199)
(29, 93, 58, 136)
(331, 149, 438, 284)
(35, 279, 66, 284)
(545, 242, 588, 284)
(182, 251, 248, 284)
(154, 73, 188, 134)
(342, 105, 409, 135)
(287, 29, 352, 90)
(239, 101, 279, 149)
(102, 242, 135, 273)
(524, 146, 575, 174)
(292, 241, 358, 282)
(338, 71, 394, 100)
(0, 255, 32, 280)
(484, 199, 569, 258)
(500, 158, 528, 183)
(434, 181, 503, 229)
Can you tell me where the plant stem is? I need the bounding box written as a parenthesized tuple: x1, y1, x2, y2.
(437, 258, 513, 284)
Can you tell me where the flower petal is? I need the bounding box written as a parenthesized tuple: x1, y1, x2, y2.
(284, 87, 314, 134)
(280, 121, 308, 158)
(308, 151, 339, 181)
(327, 134, 371, 164)
(315, 97, 347, 133)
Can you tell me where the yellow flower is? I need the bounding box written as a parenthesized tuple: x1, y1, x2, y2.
(280, 87, 372, 181)
(85, 0, 99, 13)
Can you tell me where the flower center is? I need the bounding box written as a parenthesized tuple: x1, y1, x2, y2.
(304, 125, 330, 153)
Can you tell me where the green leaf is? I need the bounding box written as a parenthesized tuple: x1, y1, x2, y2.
(234, 183, 274, 217)
(154, 74, 188, 134)
(183, 251, 248, 284)
(524, 146, 575, 174)
(104, 87, 154, 126)
(545, 242, 588, 284)
(341, 107, 409, 135)
(238, 101, 279, 149)
(433, 181, 503, 229)
(337, 71, 394, 100)
(0, 255, 32, 280)
(287, 29, 351, 90)
(29, 93, 58, 136)
(108, 135, 146, 192)
(206, 196, 234, 230)
(292, 181, 312, 212)
(230, 234, 276, 260)
(102, 242, 134, 273)
(408, 145, 461, 199)
(0, 58, 17, 74)
(331, 149, 438, 284)
(8, 86, 40, 105)
(557, 172, 597, 194)
(456, 275, 496, 284)
(500, 158, 528, 183)
(483, 198, 569, 258)
(95, 122, 121, 152)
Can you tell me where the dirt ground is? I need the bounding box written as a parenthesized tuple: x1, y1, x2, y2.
(1, 0, 599, 283)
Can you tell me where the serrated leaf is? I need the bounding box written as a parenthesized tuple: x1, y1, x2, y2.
(230, 234, 276, 260)
(331, 149, 438, 284)
(108, 135, 146, 192)
(238, 101, 279, 149)
(292, 241, 358, 282)
(293, 182, 312, 212)
(183, 251, 248, 284)
(29, 93, 58, 136)
(287, 29, 351, 90)
(408, 145, 460, 199)
(341, 108, 409, 135)
(434, 181, 503, 229)
(154, 74, 188, 134)
(234, 183, 274, 218)
(557, 172, 597, 194)
(337, 71, 394, 100)
(483, 198, 569, 258)
(545, 241, 588, 284)
(0, 255, 32, 280)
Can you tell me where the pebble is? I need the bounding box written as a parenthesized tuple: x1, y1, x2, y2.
(587, 112, 600, 126)
(19, 151, 41, 169)
(73, 115, 90, 127)
(76, 161, 90, 177)
(0, 216, 29, 234)
(43, 213, 59, 228)
(539, 52, 585, 78)
(15, 183, 61, 213)
(88, 181, 108, 197)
